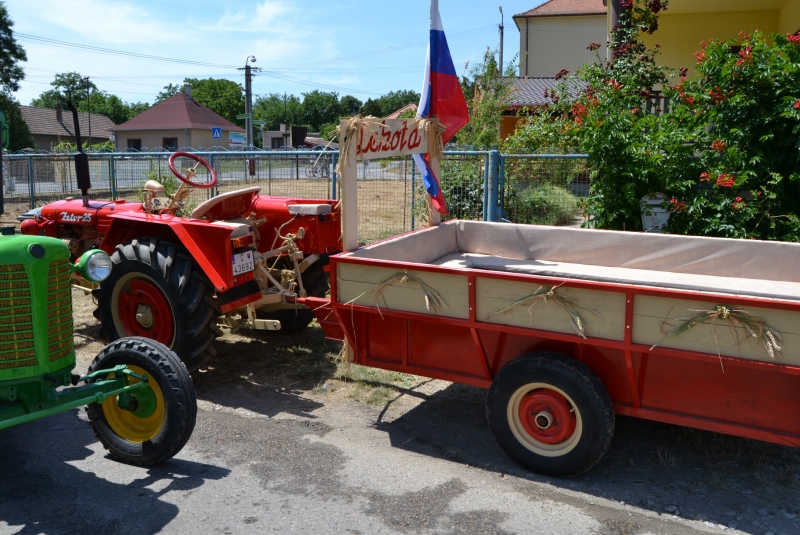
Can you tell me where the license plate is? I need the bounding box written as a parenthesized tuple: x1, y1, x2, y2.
(232, 251, 255, 275)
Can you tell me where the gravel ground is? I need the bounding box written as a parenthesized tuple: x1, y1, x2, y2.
(0, 288, 798, 535)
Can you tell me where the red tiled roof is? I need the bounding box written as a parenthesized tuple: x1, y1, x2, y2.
(384, 103, 417, 119)
(19, 106, 116, 139)
(112, 92, 244, 132)
(515, 0, 606, 18)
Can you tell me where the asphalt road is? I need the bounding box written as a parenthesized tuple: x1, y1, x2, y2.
(2, 377, 790, 535)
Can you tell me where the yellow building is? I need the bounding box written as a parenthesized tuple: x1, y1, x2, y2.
(609, 0, 800, 74)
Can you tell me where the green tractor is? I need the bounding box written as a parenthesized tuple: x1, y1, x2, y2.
(0, 228, 197, 465)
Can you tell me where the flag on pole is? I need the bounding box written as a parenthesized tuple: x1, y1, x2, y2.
(414, 0, 470, 215)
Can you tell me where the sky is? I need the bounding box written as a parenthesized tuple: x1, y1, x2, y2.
(6, 0, 547, 107)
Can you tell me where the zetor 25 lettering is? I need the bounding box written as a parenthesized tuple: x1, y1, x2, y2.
(60, 212, 93, 223)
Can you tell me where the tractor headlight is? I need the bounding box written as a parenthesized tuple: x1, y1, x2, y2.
(75, 250, 113, 282)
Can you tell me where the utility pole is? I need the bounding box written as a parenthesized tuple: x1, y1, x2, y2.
(498, 6, 504, 75)
(238, 56, 258, 149)
(83, 77, 92, 149)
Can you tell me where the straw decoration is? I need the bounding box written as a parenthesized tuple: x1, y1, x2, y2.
(489, 284, 602, 339)
(343, 270, 447, 314)
(651, 305, 782, 359)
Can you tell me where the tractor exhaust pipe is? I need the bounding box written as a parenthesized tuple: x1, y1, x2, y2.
(66, 100, 92, 207)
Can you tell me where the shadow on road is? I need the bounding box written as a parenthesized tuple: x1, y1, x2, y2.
(0, 410, 229, 535)
(374, 382, 800, 534)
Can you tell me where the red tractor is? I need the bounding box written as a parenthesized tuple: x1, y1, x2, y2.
(21, 117, 341, 372)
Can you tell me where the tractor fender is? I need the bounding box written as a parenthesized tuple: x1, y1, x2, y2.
(101, 214, 237, 293)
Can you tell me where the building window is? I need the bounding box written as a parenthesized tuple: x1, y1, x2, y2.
(127, 139, 142, 152)
(163, 138, 178, 151)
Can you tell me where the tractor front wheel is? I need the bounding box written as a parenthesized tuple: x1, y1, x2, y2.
(94, 238, 221, 373)
(85, 337, 197, 466)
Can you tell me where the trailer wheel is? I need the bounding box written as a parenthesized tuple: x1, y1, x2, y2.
(486, 351, 614, 477)
(94, 238, 222, 373)
(256, 261, 328, 333)
(85, 337, 197, 466)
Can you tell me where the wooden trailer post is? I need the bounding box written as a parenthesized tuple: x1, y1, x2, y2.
(338, 119, 360, 252)
(338, 117, 440, 251)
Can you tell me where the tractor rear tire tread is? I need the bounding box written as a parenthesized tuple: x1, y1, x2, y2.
(94, 238, 220, 373)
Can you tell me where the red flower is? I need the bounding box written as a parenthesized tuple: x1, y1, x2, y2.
(694, 49, 706, 63)
(609, 79, 623, 90)
(794, 99, 800, 110)
(587, 43, 602, 51)
(788, 33, 800, 44)
(716, 174, 735, 188)
(669, 198, 687, 212)
(711, 139, 726, 151)
(732, 197, 744, 211)
(555, 68, 570, 80)
(699, 172, 710, 182)
(631, 107, 641, 114)
(649, 0, 663, 13)
(620, 0, 632, 9)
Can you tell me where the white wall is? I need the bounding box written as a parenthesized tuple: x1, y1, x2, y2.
(517, 15, 607, 77)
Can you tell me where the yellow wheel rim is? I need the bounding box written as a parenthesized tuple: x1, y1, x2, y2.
(102, 365, 165, 443)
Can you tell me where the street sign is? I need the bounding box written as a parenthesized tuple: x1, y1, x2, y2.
(236, 113, 251, 119)
(252, 120, 267, 126)
(211, 127, 222, 139)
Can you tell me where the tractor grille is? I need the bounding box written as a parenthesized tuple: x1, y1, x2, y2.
(47, 260, 74, 362)
(0, 264, 36, 368)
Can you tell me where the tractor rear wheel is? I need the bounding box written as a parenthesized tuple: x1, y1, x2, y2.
(85, 337, 197, 466)
(94, 238, 221, 373)
(486, 351, 615, 477)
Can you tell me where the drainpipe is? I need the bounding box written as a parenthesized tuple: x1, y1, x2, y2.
(608, 0, 620, 62)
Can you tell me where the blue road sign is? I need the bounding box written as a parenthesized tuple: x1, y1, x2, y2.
(212, 127, 222, 139)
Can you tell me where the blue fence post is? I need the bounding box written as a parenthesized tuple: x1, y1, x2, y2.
(27, 156, 35, 208)
(482, 153, 490, 221)
(209, 154, 216, 198)
(498, 154, 506, 222)
(487, 149, 500, 222)
(109, 154, 117, 200)
(331, 151, 338, 200)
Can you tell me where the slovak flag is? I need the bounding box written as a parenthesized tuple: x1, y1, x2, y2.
(413, 0, 470, 215)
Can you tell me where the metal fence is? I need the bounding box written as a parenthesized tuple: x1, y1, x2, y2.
(1, 150, 589, 243)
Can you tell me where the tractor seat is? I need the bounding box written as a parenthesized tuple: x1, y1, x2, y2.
(191, 187, 261, 220)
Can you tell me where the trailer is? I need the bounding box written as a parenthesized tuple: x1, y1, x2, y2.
(303, 117, 800, 477)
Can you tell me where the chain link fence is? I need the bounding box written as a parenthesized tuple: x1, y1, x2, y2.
(1, 150, 590, 240)
(501, 154, 590, 227)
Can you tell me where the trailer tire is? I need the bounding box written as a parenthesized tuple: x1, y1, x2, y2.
(256, 261, 328, 333)
(94, 238, 221, 373)
(85, 337, 197, 466)
(486, 351, 614, 477)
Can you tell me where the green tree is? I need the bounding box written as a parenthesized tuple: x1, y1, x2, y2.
(359, 98, 382, 117)
(253, 92, 302, 130)
(339, 95, 362, 115)
(375, 89, 420, 116)
(0, 1, 25, 93)
(183, 78, 245, 126)
(155, 83, 181, 103)
(301, 90, 341, 131)
(0, 91, 33, 150)
(30, 72, 150, 124)
(458, 48, 516, 148)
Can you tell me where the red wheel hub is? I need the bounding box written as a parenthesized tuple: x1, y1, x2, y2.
(117, 279, 174, 345)
(518, 389, 577, 444)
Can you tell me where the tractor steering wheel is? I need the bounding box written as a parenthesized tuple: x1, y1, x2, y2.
(168, 152, 217, 189)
